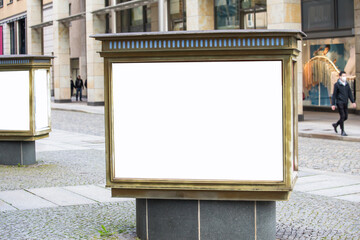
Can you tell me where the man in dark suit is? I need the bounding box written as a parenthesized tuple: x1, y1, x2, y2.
(75, 75, 84, 101)
(331, 71, 356, 136)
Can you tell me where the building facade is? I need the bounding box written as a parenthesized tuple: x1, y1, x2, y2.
(0, 0, 359, 116)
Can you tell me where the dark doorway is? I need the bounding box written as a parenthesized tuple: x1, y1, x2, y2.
(18, 18, 26, 54)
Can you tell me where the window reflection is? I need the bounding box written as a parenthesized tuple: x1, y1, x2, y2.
(118, 0, 151, 32)
(214, 0, 267, 30)
(168, 0, 186, 31)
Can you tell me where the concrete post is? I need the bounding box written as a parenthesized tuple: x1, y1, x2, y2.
(27, 0, 43, 55)
(86, 0, 106, 106)
(186, 0, 214, 30)
(53, 0, 71, 103)
(355, 0, 360, 114)
(267, 0, 303, 120)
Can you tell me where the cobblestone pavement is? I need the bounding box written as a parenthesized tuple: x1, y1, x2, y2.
(0, 150, 106, 191)
(51, 110, 105, 137)
(0, 201, 137, 240)
(1, 110, 360, 239)
(298, 137, 360, 176)
(276, 192, 360, 239)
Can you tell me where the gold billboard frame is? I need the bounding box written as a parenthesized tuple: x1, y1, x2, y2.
(0, 55, 53, 141)
(93, 30, 304, 201)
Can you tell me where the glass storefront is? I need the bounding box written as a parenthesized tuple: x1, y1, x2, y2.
(302, 37, 356, 106)
(214, 0, 266, 30)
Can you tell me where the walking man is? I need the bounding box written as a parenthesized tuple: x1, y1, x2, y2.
(75, 75, 84, 101)
(331, 71, 356, 136)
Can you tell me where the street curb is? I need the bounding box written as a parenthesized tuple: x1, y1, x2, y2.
(299, 132, 360, 142)
(51, 107, 104, 115)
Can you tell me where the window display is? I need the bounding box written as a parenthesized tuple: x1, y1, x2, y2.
(302, 37, 356, 106)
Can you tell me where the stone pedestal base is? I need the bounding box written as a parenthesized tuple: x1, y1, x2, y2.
(0, 141, 36, 165)
(136, 199, 276, 240)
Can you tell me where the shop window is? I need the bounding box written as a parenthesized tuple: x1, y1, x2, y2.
(302, 37, 356, 107)
(120, 1, 151, 32)
(214, 0, 266, 30)
(0, 0, 3, 8)
(168, 0, 186, 31)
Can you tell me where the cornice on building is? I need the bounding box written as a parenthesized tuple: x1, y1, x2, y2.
(0, 11, 27, 25)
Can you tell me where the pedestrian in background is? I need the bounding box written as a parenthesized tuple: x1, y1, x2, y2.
(70, 79, 75, 98)
(331, 71, 356, 136)
(75, 75, 84, 101)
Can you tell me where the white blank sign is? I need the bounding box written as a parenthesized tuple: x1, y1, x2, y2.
(0, 71, 30, 131)
(34, 69, 50, 131)
(113, 61, 283, 181)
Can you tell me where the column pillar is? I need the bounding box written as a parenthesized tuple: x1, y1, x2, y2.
(151, 3, 159, 32)
(158, 0, 167, 31)
(355, 0, 360, 114)
(27, 0, 43, 55)
(267, 0, 303, 120)
(86, 0, 106, 106)
(186, 0, 214, 30)
(111, 0, 117, 33)
(53, 0, 71, 103)
(3, 23, 10, 55)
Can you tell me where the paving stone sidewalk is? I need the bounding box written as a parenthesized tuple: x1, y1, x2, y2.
(299, 111, 360, 142)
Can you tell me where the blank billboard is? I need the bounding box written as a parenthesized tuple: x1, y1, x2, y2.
(112, 61, 283, 182)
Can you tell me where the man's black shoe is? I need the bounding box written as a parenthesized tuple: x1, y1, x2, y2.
(341, 131, 347, 136)
(332, 123, 338, 133)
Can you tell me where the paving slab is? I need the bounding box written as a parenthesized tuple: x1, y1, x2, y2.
(51, 101, 104, 115)
(27, 187, 96, 206)
(0, 190, 57, 210)
(0, 199, 17, 211)
(63, 185, 132, 203)
(307, 184, 360, 197)
(36, 129, 105, 152)
(296, 174, 332, 184)
(335, 193, 360, 202)
(294, 178, 360, 192)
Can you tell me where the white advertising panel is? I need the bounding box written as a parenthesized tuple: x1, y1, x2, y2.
(113, 61, 283, 181)
(34, 69, 50, 131)
(0, 71, 30, 131)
